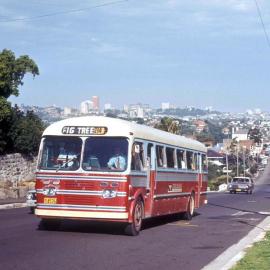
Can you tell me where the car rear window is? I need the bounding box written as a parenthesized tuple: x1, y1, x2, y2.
(232, 178, 250, 183)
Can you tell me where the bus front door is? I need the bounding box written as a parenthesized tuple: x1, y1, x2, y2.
(144, 144, 156, 218)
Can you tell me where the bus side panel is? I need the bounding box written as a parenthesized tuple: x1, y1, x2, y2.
(195, 172, 202, 208)
(199, 173, 208, 206)
(128, 171, 156, 218)
(152, 171, 197, 216)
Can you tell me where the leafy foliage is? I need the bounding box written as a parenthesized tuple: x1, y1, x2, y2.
(0, 98, 13, 152)
(156, 107, 220, 117)
(8, 108, 44, 155)
(0, 49, 39, 98)
(248, 127, 262, 144)
(205, 120, 225, 144)
(154, 117, 181, 135)
(0, 49, 43, 155)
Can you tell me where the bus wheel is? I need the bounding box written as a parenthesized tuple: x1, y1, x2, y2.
(39, 218, 61, 231)
(125, 199, 144, 236)
(183, 194, 195, 221)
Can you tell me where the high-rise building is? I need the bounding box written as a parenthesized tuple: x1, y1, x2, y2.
(92, 96, 99, 111)
(64, 107, 72, 116)
(123, 104, 129, 113)
(104, 103, 112, 110)
(161, 102, 170, 110)
(80, 100, 93, 114)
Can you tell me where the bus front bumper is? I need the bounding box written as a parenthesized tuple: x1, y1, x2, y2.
(35, 209, 129, 220)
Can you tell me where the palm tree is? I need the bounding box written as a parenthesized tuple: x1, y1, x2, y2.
(155, 117, 181, 135)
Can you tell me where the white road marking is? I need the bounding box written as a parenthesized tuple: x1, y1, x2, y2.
(231, 211, 253, 216)
(259, 211, 270, 215)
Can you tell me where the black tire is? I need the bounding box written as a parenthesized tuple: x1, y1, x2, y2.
(183, 194, 195, 221)
(229, 191, 233, 194)
(38, 218, 61, 231)
(125, 199, 144, 236)
(30, 207, 35, 214)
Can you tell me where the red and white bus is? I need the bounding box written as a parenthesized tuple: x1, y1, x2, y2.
(35, 116, 207, 235)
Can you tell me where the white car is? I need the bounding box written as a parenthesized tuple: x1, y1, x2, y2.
(26, 190, 36, 213)
(228, 177, 254, 194)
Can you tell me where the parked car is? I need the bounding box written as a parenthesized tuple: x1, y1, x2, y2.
(26, 190, 36, 213)
(228, 177, 254, 194)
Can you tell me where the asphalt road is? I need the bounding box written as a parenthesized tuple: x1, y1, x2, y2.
(1, 167, 270, 270)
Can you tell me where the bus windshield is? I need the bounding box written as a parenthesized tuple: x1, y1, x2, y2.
(82, 137, 128, 171)
(39, 136, 82, 171)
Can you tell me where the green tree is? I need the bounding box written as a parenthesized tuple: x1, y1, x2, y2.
(0, 97, 13, 152)
(155, 117, 181, 135)
(205, 120, 225, 144)
(0, 49, 39, 98)
(248, 127, 262, 144)
(196, 132, 214, 144)
(8, 109, 44, 155)
(0, 49, 41, 155)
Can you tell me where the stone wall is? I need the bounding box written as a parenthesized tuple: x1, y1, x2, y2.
(0, 153, 37, 199)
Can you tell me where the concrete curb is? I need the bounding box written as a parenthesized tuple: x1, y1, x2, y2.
(0, 203, 27, 210)
(201, 216, 270, 270)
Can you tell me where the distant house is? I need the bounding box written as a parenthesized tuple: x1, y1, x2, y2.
(194, 120, 207, 133)
(232, 128, 248, 141)
(238, 140, 254, 152)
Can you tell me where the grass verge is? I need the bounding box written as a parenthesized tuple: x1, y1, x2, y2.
(232, 232, 270, 270)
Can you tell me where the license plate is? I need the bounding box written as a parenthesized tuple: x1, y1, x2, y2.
(44, 197, 57, 204)
(236, 189, 241, 192)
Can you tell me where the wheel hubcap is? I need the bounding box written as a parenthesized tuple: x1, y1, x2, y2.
(190, 196, 194, 215)
(134, 203, 142, 231)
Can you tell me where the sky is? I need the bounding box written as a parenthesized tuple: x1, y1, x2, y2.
(1, 0, 270, 112)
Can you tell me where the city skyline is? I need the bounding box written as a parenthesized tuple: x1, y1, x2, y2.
(2, 0, 270, 112)
(17, 96, 268, 116)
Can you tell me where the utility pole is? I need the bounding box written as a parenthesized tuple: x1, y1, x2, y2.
(243, 146, 246, 177)
(236, 143, 239, 177)
(226, 153, 229, 186)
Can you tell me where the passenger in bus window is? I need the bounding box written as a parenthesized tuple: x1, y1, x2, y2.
(192, 154, 197, 170)
(131, 144, 143, 171)
(156, 146, 164, 167)
(107, 147, 126, 170)
(83, 155, 100, 170)
(202, 155, 208, 171)
(186, 151, 193, 170)
(181, 160, 186, 169)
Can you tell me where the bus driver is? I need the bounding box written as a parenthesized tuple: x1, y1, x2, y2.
(107, 147, 126, 170)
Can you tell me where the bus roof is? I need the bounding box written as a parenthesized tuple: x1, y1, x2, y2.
(43, 116, 206, 153)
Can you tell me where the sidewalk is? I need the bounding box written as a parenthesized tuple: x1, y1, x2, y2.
(0, 197, 27, 210)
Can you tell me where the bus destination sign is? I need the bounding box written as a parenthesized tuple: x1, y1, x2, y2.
(62, 126, 108, 135)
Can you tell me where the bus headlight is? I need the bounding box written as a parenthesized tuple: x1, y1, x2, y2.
(27, 193, 33, 200)
(102, 189, 117, 198)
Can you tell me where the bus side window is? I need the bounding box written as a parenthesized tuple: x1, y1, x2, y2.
(131, 142, 144, 171)
(177, 149, 186, 169)
(156, 145, 164, 168)
(202, 154, 208, 171)
(186, 151, 193, 170)
(166, 147, 175, 168)
(147, 143, 153, 167)
(193, 153, 198, 170)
